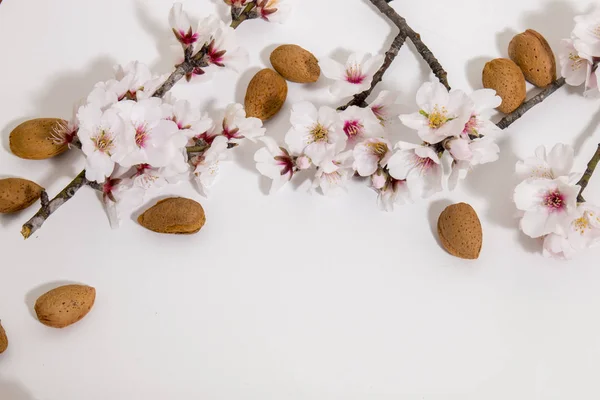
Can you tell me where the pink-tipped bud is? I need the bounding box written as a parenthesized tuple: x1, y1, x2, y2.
(296, 155, 311, 170)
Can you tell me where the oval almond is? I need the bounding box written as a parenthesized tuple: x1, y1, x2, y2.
(270, 44, 321, 83)
(437, 203, 483, 260)
(10, 118, 69, 160)
(0, 178, 43, 214)
(245, 68, 288, 121)
(482, 58, 526, 114)
(509, 29, 556, 88)
(0, 321, 7, 354)
(35, 284, 96, 328)
(138, 197, 206, 234)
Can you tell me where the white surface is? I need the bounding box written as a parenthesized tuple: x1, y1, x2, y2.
(1, 0, 600, 398)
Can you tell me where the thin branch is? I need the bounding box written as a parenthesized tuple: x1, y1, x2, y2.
(339, 33, 407, 110)
(496, 78, 566, 130)
(230, 3, 256, 29)
(21, 170, 97, 239)
(368, 0, 450, 90)
(152, 63, 192, 99)
(576, 143, 600, 203)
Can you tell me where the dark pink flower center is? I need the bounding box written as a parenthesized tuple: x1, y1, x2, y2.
(178, 29, 198, 46)
(345, 64, 366, 84)
(343, 119, 364, 138)
(207, 40, 227, 67)
(274, 147, 294, 178)
(544, 190, 565, 212)
(135, 124, 148, 148)
(371, 105, 384, 121)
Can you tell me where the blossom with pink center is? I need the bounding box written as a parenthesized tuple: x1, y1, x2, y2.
(311, 151, 353, 196)
(320, 53, 384, 98)
(514, 177, 580, 238)
(197, 15, 249, 72)
(112, 98, 181, 168)
(339, 106, 384, 146)
(254, 137, 296, 194)
(400, 80, 472, 144)
(353, 138, 392, 177)
(192, 135, 229, 196)
(162, 95, 213, 141)
(543, 204, 600, 259)
(254, 0, 291, 23)
(377, 174, 412, 212)
(285, 102, 346, 166)
(559, 39, 593, 86)
(386, 142, 443, 199)
(369, 90, 403, 127)
(516, 143, 577, 182)
(76, 105, 126, 183)
(201, 103, 264, 145)
(169, 3, 198, 47)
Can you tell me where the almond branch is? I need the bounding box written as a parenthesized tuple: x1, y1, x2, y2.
(576, 143, 600, 203)
(369, 0, 450, 90)
(20, 6, 255, 239)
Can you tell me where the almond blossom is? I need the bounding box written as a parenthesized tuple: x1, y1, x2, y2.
(254, 136, 295, 194)
(339, 106, 384, 146)
(163, 95, 213, 140)
(209, 103, 265, 144)
(311, 151, 353, 196)
(400, 80, 471, 144)
(559, 39, 592, 86)
(197, 15, 249, 72)
(191, 135, 229, 196)
(543, 204, 600, 259)
(353, 138, 392, 177)
(572, 10, 600, 57)
(285, 102, 346, 166)
(514, 177, 580, 238)
(386, 142, 443, 199)
(169, 3, 199, 48)
(77, 105, 126, 183)
(376, 173, 412, 212)
(254, 0, 291, 23)
(369, 90, 403, 127)
(516, 143, 576, 181)
(320, 53, 384, 98)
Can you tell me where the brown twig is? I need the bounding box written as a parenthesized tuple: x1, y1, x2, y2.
(496, 78, 566, 130)
(21, 170, 99, 239)
(576, 143, 600, 203)
(339, 32, 407, 110)
(368, 0, 450, 91)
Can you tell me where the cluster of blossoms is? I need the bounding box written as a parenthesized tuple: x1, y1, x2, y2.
(255, 57, 503, 211)
(49, 3, 274, 226)
(224, 0, 291, 23)
(559, 10, 600, 95)
(514, 144, 600, 259)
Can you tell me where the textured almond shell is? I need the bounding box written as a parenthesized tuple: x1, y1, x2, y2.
(245, 68, 288, 121)
(437, 203, 483, 260)
(10, 118, 69, 160)
(482, 58, 526, 113)
(270, 44, 321, 83)
(0, 322, 7, 354)
(138, 197, 206, 234)
(0, 178, 43, 213)
(509, 29, 556, 88)
(35, 285, 96, 329)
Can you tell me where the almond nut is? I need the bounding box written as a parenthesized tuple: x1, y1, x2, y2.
(482, 58, 526, 113)
(509, 29, 556, 88)
(437, 203, 483, 260)
(245, 68, 288, 121)
(35, 284, 96, 328)
(0, 321, 7, 354)
(270, 44, 321, 83)
(10, 118, 69, 160)
(138, 197, 206, 234)
(0, 178, 43, 213)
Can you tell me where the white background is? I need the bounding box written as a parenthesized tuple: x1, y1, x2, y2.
(1, 0, 600, 398)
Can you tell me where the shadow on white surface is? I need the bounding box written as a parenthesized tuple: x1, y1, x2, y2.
(495, 27, 518, 57)
(520, 0, 582, 51)
(25, 281, 83, 321)
(465, 56, 491, 92)
(0, 380, 37, 400)
(234, 66, 262, 106)
(135, 2, 179, 75)
(573, 108, 600, 157)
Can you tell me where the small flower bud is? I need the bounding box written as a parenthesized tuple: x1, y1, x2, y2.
(296, 155, 311, 170)
(371, 169, 387, 190)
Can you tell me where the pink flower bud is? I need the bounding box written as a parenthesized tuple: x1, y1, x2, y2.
(372, 171, 387, 189)
(296, 156, 311, 170)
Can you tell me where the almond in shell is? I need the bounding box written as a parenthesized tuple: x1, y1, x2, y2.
(0, 321, 7, 354)
(138, 197, 206, 234)
(10, 118, 69, 160)
(509, 29, 556, 88)
(35, 284, 96, 328)
(437, 203, 483, 260)
(0, 178, 43, 213)
(245, 68, 288, 121)
(270, 44, 321, 83)
(482, 58, 526, 114)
